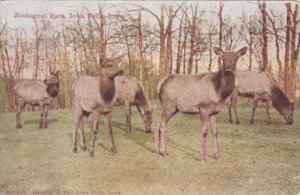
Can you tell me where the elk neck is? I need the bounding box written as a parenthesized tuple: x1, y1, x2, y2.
(271, 85, 291, 114)
(212, 68, 235, 102)
(46, 83, 59, 98)
(99, 75, 116, 103)
(135, 87, 149, 111)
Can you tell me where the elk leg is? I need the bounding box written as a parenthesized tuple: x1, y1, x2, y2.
(265, 101, 271, 125)
(199, 109, 209, 162)
(79, 115, 88, 151)
(16, 100, 26, 129)
(210, 114, 220, 159)
(228, 106, 233, 123)
(233, 101, 240, 124)
(125, 103, 132, 133)
(39, 105, 45, 129)
(90, 110, 100, 157)
(42, 105, 49, 128)
(73, 103, 83, 153)
(155, 109, 176, 156)
(103, 112, 117, 154)
(249, 98, 259, 125)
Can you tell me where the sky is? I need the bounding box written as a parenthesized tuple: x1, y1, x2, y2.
(0, 1, 298, 74)
(0, 1, 288, 29)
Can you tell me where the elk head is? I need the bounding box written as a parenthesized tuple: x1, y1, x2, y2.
(281, 102, 294, 125)
(44, 70, 60, 85)
(44, 70, 60, 98)
(141, 108, 153, 133)
(99, 56, 124, 79)
(213, 47, 247, 73)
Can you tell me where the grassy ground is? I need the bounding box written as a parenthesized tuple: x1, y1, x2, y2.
(0, 100, 299, 194)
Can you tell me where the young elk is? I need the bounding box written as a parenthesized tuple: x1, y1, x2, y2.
(226, 70, 294, 125)
(72, 57, 123, 157)
(155, 47, 247, 162)
(14, 70, 60, 129)
(114, 75, 153, 134)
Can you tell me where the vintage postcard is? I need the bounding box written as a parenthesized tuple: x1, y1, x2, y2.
(0, 0, 299, 194)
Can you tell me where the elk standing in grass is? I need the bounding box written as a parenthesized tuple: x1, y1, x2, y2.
(114, 75, 153, 134)
(226, 70, 294, 125)
(72, 57, 123, 157)
(155, 47, 247, 162)
(14, 70, 60, 129)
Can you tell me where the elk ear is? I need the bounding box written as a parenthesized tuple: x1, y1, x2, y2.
(55, 70, 60, 76)
(213, 47, 223, 57)
(236, 47, 247, 57)
(50, 70, 54, 75)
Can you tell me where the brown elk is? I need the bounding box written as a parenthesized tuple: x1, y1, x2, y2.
(14, 70, 60, 129)
(155, 47, 247, 162)
(72, 57, 123, 157)
(226, 70, 294, 125)
(115, 75, 153, 133)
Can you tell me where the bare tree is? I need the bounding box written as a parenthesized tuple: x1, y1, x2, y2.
(32, 19, 42, 80)
(218, 3, 224, 69)
(186, 4, 199, 74)
(266, 11, 285, 88)
(140, 3, 183, 80)
(240, 12, 256, 70)
(259, 1, 269, 71)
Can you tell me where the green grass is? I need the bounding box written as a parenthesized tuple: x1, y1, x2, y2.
(0, 101, 299, 194)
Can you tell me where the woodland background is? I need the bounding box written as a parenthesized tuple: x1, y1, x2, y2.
(0, 1, 299, 112)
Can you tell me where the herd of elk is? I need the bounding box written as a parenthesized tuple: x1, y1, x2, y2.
(13, 46, 295, 161)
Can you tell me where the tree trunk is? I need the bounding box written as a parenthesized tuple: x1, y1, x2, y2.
(164, 5, 173, 76)
(99, 6, 106, 62)
(176, 14, 184, 74)
(290, 4, 299, 101)
(159, 5, 166, 80)
(261, 2, 268, 72)
(249, 31, 253, 71)
(137, 11, 144, 82)
(218, 3, 224, 69)
(284, 3, 292, 98)
(187, 5, 198, 74)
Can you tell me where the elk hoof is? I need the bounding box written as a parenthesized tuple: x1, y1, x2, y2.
(80, 145, 87, 151)
(197, 157, 206, 164)
(73, 147, 77, 153)
(111, 147, 117, 154)
(229, 119, 233, 123)
(236, 121, 240, 125)
(267, 121, 271, 125)
(249, 121, 254, 125)
(146, 130, 152, 134)
(159, 150, 168, 157)
(89, 151, 94, 157)
(16, 124, 22, 129)
(154, 147, 160, 154)
(214, 154, 221, 160)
